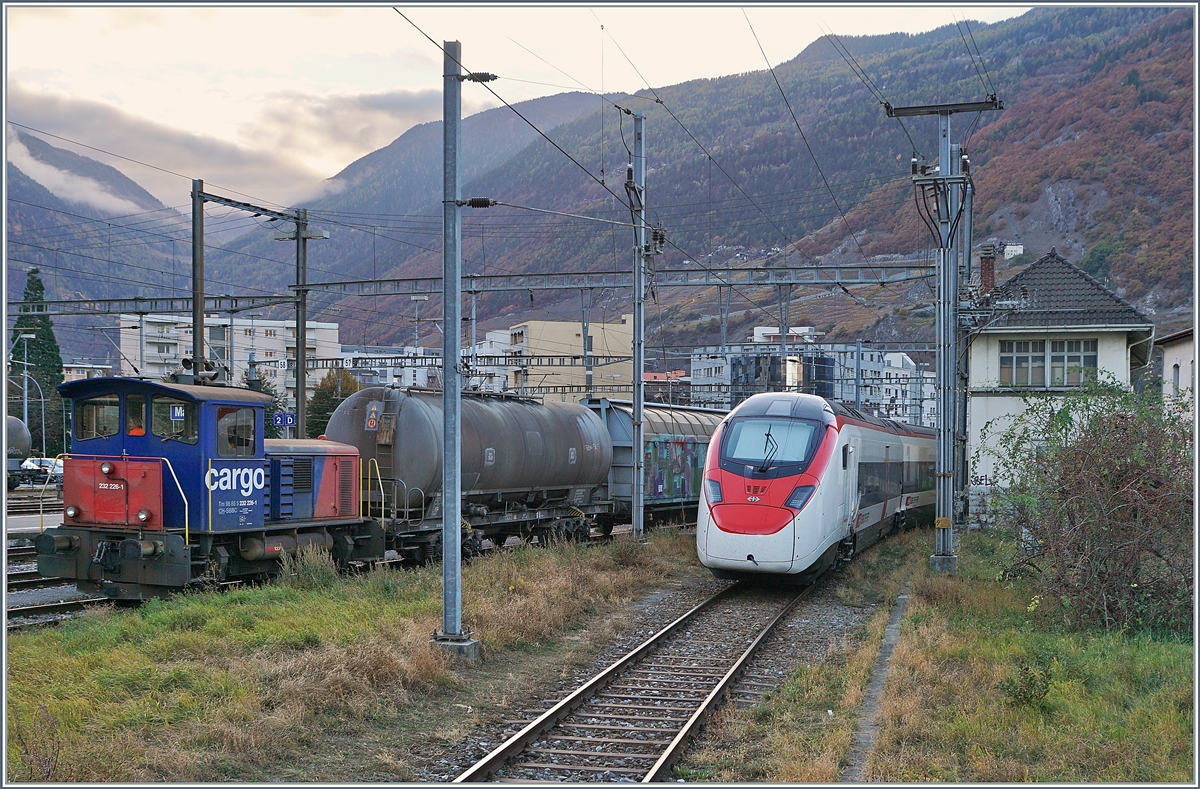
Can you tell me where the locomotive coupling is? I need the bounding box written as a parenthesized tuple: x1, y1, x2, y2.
(35, 533, 80, 554)
(120, 539, 165, 560)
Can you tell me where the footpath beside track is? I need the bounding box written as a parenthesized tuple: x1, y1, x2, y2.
(455, 580, 816, 783)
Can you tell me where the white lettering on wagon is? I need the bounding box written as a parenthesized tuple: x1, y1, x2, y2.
(204, 467, 266, 497)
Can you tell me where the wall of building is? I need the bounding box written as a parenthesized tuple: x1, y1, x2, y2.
(1161, 335, 1194, 400)
(507, 315, 632, 402)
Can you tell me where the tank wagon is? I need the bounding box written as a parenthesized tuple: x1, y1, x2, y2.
(697, 392, 934, 584)
(6, 416, 33, 490)
(326, 387, 614, 557)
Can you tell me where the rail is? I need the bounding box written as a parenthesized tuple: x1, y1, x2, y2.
(455, 579, 817, 782)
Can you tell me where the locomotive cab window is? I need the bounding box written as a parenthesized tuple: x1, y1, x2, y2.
(75, 394, 120, 439)
(126, 393, 146, 436)
(151, 397, 198, 444)
(216, 406, 257, 457)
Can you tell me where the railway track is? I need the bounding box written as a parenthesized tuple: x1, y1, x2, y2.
(7, 546, 37, 562)
(7, 597, 110, 629)
(455, 581, 815, 783)
(7, 569, 72, 593)
(6, 499, 63, 516)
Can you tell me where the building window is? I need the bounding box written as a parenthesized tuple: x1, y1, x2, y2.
(264, 329, 277, 338)
(999, 341, 1046, 387)
(1172, 363, 1180, 396)
(1049, 339, 1097, 386)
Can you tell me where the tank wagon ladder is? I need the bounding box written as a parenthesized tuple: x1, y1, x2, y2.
(455, 580, 819, 782)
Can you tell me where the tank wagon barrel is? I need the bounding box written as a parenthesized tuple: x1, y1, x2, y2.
(7, 416, 34, 490)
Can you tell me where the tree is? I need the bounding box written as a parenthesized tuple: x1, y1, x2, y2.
(981, 376, 1193, 634)
(9, 269, 66, 457)
(305, 368, 361, 438)
(239, 371, 288, 439)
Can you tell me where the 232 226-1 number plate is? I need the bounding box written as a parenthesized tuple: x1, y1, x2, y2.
(98, 482, 124, 490)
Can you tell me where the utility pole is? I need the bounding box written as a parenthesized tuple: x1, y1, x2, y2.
(887, 96, 1001, 575)
(581, 288, 593, 399)
(18, 333, 35, 427)
(855, 338, 863, 409)
(434, 39, 481, 662)
(625, 113, 648, 541)
(191, 180, 205, 375)
(778, 283, 792, 392)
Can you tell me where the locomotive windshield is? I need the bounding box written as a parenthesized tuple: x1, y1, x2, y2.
(151, 397, 198, 444)
(722, 417, 821, 471)
(75, 394, 120, 439)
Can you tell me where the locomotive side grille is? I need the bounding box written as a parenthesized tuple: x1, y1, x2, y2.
(339, 461, 354, 513)
(293, 457, 313, 492)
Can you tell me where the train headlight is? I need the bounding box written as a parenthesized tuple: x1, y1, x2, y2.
(99, 462, 113, 476)
(137, 508, 152, 523)
(65, 505, 79, 518)
(704, 478, 723, 504)
(785, 485, 816, 512)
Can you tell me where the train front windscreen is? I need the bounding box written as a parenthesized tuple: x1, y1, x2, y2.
(718, 416, 823, 475)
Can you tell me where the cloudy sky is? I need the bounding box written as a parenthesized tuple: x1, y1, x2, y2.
(6, 4, 1029, 211)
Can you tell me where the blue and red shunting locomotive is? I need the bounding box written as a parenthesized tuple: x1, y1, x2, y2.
(696, 392, 935, 583)
(36, 378, 384, 600)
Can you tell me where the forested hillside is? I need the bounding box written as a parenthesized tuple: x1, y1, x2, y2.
(7, 6, 1191, 359)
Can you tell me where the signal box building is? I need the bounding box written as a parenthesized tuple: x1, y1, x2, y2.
(966, 250, 1155, 524)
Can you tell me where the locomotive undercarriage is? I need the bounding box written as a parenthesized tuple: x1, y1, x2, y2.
(35, 518, 387, 601)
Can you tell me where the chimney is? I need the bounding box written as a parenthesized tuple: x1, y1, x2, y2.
(980, 243, 996, 295)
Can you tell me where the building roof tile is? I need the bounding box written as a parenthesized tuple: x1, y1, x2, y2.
(986, 250, 1154, 330)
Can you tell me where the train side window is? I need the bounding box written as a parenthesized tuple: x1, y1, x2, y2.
(842, 444, 849, 469)
(217, 407, 257, 457)
(151, 397, 198, 444)
(75, 394, 120, 439)
(126, 394, 146, 436)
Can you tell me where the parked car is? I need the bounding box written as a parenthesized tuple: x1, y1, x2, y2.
(21, 457, 63, 485)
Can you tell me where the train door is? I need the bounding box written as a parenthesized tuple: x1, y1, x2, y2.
(842, 437, 859, 535)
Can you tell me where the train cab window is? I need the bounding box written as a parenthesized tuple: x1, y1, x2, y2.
(126, 394, 147, 436)
(723, 417, 819, 467)
(75, 394, 120, 439)
(216, 407, 257, 458)
(842, 444, 850, 470)
(151, 397, 198, 444)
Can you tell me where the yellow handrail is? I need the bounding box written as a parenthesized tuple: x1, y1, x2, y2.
(366, 457, 385, 519)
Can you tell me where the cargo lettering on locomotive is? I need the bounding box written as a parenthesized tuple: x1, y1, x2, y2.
(204, 466, 266, 497)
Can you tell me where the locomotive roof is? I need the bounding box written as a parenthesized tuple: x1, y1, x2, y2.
(58, 377, 274, 405)
(264, 438, 358, 455)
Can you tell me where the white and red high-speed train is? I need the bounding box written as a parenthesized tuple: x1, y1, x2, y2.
(697, 392, 935, 583)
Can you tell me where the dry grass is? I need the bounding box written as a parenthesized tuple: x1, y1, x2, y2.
(676, 530, 928, 782)
(866, 530, 1194, 782)
(6, 528, 700, 782)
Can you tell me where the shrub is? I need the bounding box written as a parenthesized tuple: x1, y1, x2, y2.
(980, 377, 1193, 634)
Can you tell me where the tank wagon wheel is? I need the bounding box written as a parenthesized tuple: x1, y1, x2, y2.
(594, 520, 614, 538)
